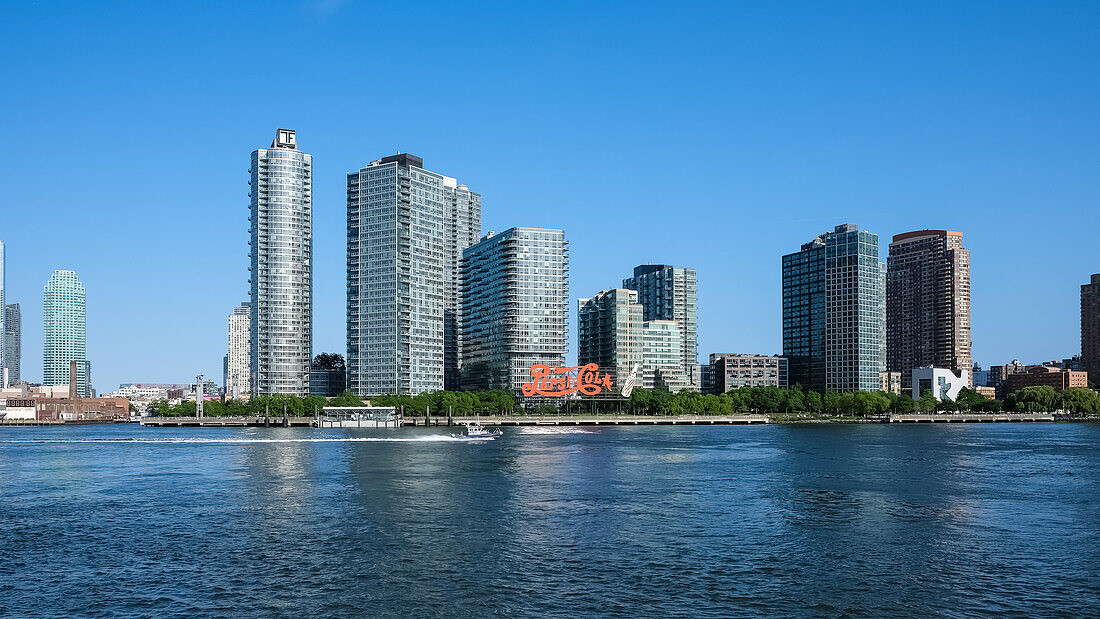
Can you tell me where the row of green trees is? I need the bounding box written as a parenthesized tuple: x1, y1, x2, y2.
(149, 389, 518, 417)
(147, 385, 1100, 418)
(539, 385, 1100, 416)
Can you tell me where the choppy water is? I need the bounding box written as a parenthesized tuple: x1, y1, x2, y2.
(1, 423, 1098, 617)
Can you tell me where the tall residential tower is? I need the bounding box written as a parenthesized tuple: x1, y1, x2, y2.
(622, 265, 698, 389)
(782, 224, 885, 392)
(443, 177, 482, 391)
(886, 230, 971, 390)
(346, 154, 445, 395)
(43, 270, 89, 397)
(1083, 273, 1100, 384)
(226, 302, 251, 398)
(249, 128, 312, 396)
(577, 288, 687, 391)
(461, 228, 569, 393)
(5, 303, 20, 386)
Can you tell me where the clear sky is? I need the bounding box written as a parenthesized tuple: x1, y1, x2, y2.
(1, 1, 1098, 394)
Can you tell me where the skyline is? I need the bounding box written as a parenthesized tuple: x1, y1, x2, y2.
(2, 2, 1099, 393)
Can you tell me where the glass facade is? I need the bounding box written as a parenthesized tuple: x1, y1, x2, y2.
(249, 129, 312, 396)
(461, 228, 568, 393)
(347, 154, 445, 395)
(783, 224, 885, 392)
(43, 270, 89, 396)
(622, 265, 699, 390)
(577, 288, 685, 390)
(5, 302, 19, 386)
(443, 178, 482, 391)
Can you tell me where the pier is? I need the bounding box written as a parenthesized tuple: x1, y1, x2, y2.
(887, 413, 1055, 423)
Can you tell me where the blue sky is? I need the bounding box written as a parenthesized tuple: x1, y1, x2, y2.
(1, 1, 1098, 394)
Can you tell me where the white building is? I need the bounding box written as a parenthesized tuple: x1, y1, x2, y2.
(226, 302, 250, 398)
(912, 367, 970, 402)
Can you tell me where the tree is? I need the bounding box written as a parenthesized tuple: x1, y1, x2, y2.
(329, 389, 364, 407)
(894, 394, 916, 414)
(311, 353, 346, 370)
(917, 390, 937, 413)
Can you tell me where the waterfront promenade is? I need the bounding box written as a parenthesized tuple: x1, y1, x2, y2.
(130, 412, 1080, 428)
(138, 414, 772, 428)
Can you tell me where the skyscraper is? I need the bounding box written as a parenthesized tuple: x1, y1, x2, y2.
(226, 302, 250, 398)
(443, 177, 482, 391)
(622, 265, 698, 389)
(5, 303, 20, 386)
(249, 128, 312, 396)
(782, 224, 885, 392)
(346, 154, 445, 395)
(1083, 273, 1100, 384)
(577, 288, 687, 390)
(461, 228, 568, 393)
(43, 270, 89, 397)
(886, 230, 971, 390)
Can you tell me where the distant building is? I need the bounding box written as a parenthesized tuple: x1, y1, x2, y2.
(782, 224, 886, 392)
(188, 379, 220, 399)
(226, 302, 250, 398)
(43, 270, 89, 397)
(699, 364, 714, 395)
(974, 386, 996, 399)
(5, 303, 19, 386)
(310, 354, 347, 397)
(913, 367, 969, 402)
(443, 177, 482, 391)
(623, 265, 699, 390)
(988, 359, 1026, 398)
(886, 230, 971, 391)
(879, 371, 901, 395)
(1082, 273, 1100, 383)
(250, 129, 312, 396)
(346, 153, 445, 395)
(709, 354, 788, 392)
(1003, 366, 1088, 394)
(972, 364, 989, 387)
(1042, 356, 1083, 372)
(461, 228, 568, 393)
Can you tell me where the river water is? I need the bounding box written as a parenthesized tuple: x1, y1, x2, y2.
(1, 423, 1098, 617)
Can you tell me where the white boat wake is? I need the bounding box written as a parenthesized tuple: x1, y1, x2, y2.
(0, 435, 496, 445)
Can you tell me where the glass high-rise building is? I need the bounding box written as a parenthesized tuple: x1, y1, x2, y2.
(622, 265, 699, 389)
(5, 303, 20, 386)
(782, 224, 885, 392)
(249, 128, 312, 396)
(226, 302, 250, 398)
(886, 230, 971, 390)
(577, 288, 686, 391)
(43, 269, 89, 397)
(443, 177, 482, 391)
(346, 154, 445, 395)
(461, 228, 568, 393)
